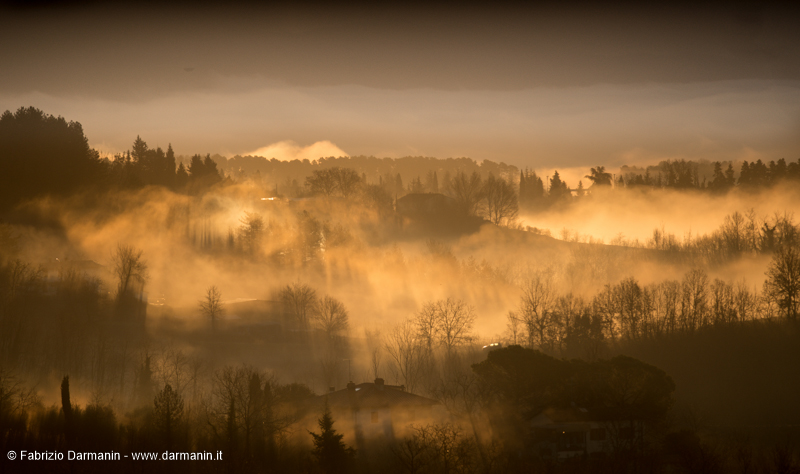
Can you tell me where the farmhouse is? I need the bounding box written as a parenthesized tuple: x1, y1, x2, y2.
(529, 406, 644, 460)
(318, 378, 443, 442)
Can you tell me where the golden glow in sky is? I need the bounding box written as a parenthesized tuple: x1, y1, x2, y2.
(245, 140, 349, 162)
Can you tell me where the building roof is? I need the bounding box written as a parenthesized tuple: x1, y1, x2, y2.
(321, 379, 440, 410)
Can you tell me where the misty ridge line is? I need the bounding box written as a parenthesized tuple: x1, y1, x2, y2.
(2, 105, 799, 304)
(0, 106, 797, 344)
(3, 106, 800, 214)
(2, 106, 800, 472)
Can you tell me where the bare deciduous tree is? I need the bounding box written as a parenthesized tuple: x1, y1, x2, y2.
(0, 260, 42, 363)
(733, 279, 758, 323)
(280, 282, 317, 332)
(415, 298, 475, 355)
(483, 174, 518, 225)
(505, 311, 522, 346)
(335, 168, 363, 199)
(364, 329, 383, 379)
(415, 302, 439, 352)
(385, 320, 424, 394)
(153, 345, 204, 403)
(238, 211, 264, 255)
(313, 295, 349, 339)
(112, 243, 147, 299)
(319, 346, 344, 389)
(206, 365, 293, 459)
(681, 269, 709, 331)
(200, 285, 225, 331)
(615, 277, 644, 340)
(153, 383, 184, 449)
(0, 368, 39, 418)
(766, 245, 800, 320)
(413, 423, 476, 474)
(431, 358, 492, 469)
(449, 171, 484, 216)
(518, 273, 555, 350)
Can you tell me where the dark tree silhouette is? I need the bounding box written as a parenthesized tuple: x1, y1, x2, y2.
(227, 398, 238, 455)
(154, 383, 184, 449)
(313, 295, 350, 340)
(518, 168, 545, 210)
(449, 171, 483, 216)
(0, 106, 100, 210)
(186, 153, 223, 192)
(415, 298, 475, 356)
(473, 346, 675, 453)
(135, 356, 154, 407)
(61, 376, 74, 446)
(237, 212, 264, 255)
(189, 154, 205, 178)
(175, 162, 189, 184)
(309, 403, 354, 474)
(131, 135, 148, 163)
(306, 168, 340, 197)
(335, 168, 363, 199)
(280, 283, 318, 332)
(112, 244, 148, 301)
(585, 166, 613, 187)
(199, 285, 225, 331)
(766, 245, 800, 320)
(482, 174, 518, 225)
(548, 171, 571, 202)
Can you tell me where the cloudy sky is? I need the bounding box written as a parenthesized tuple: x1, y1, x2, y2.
(1, 2, 798, 170)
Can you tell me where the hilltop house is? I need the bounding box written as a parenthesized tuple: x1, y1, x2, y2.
(316, 378, 442, 442)
(395, 193, 483, 234)
(529, 406, 644, 460)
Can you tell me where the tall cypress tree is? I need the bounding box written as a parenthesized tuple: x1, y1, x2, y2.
(61, 376, 73, 446)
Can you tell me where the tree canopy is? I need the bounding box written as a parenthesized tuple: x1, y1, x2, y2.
(309, 403, 354, 474)
(0, 106, 101, 210)
(472, 346, 675, 425)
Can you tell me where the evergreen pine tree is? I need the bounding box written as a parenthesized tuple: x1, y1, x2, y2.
(203, 154, 222, 184)
(0, 107, 101, 209)
(188, 154, 205, 178)
(61, 376, 73, 445)
(548, 171, 571, 202)
(309, 403, 354, 474)
(739, 161, 751, 186)
(725, 163, 736, 187)
(710, 161, 727, 192)
(131, 135, 148, 163)
(176, 162, 189, 189)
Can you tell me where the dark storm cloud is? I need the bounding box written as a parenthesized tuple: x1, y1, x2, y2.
(1, 2, 798, 168)
(1, 3, 799, 99)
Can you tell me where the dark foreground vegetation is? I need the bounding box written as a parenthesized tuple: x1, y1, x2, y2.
(2, 107, 800, 473)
